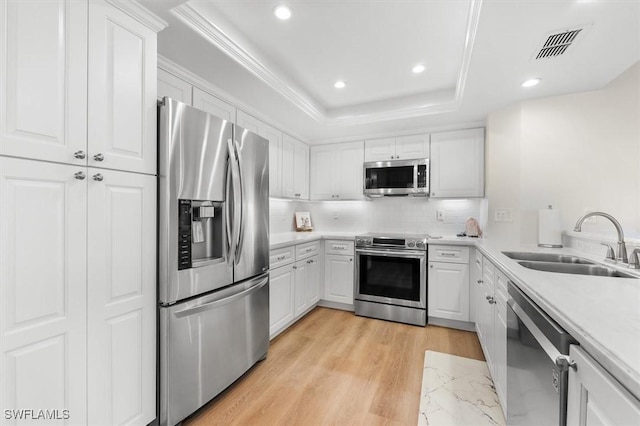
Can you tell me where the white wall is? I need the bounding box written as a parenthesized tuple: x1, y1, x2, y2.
(485, 62, 640, 244)
(270, 197, 485, 236)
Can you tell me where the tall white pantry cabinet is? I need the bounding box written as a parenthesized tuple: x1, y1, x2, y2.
(0, 1, 165, 425)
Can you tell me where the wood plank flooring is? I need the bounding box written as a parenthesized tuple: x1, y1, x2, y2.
(184, 307, 484, 426)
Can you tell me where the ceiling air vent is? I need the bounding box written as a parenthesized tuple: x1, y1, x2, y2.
(535, 28, 582, 59)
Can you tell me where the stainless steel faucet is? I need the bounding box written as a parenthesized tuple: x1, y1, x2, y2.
(574, 211, 628, 263)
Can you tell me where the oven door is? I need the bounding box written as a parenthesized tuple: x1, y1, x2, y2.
(355, 248, 426, 308)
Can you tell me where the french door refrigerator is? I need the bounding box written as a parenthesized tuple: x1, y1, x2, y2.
(157, 97, 269, 426)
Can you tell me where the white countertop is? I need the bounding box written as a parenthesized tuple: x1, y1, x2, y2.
(269, 232, 640, 398)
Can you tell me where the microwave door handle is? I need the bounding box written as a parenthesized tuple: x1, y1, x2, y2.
(413, 162, 418, 190)
(233, 139, 244, 264)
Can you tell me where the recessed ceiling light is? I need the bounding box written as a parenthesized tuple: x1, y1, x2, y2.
(521, 78, 541, 88)
(412, 64, 426, 74)
(334, 81, 346, 89)
(274, 5, 292, 20)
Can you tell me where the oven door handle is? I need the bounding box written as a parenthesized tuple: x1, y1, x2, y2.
(356, 248, 426, 258)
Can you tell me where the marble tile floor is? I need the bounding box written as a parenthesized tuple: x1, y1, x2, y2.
(419, 351, 506, 426)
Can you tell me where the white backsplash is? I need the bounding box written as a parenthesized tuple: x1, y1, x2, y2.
(270, 197, 486, 235)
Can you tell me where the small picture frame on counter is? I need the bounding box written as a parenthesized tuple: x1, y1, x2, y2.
(295, 212, 313, 232)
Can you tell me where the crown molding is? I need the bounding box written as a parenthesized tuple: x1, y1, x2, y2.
(169, 0, 482, 127)
(171, 3, 326, 123)
(157, 55, 311, 143)
(105, 0, 168, 32)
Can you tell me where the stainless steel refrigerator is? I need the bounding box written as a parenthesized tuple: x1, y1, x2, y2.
(157, 97, 270, 426)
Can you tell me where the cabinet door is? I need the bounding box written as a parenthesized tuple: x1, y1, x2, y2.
(430, 128, 484, 198)
(428, 262, 470, 321)
(236, 111, 283, 197)
(0, 157, 87, 423)
(157, 68, 192, 105)
(567, 345, 640, 426)
(281, 134, 295, 198)
(0, 0, 87, 165)
(87, 169, 156, 425)
(88, 0, 157, 175)
(364, 137, 396, 162)
(293, 141, 309, 199)
(324, 255, 354, 305)
(192, 87, 235, 122)
(306, 256, 320, 306)
(269, 265, 295, 337)
(335, 141, 364, 199)
(494, 297, 508, 411)
(309, 144, 336, 200)
(395, 134, 429, 160)
(294, 259, 308, 317)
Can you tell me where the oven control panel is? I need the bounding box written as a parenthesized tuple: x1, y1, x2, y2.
(355, 235, 427, 250)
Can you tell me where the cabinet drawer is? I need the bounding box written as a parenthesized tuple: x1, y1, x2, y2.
(296, 241, 320, 261)
(325, 239, 355, 255)
(495, 269, 509, 301)
(428, 245, 469, 263)
(270, 246, 295, 268)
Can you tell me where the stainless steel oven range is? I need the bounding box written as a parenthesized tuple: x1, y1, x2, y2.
(354, 233, 427, 326)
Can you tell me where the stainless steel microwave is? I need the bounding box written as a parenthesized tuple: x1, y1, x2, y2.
(363, 158, 429, 196)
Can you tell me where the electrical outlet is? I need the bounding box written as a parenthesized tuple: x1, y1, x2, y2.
(436, 210, 445, 221)
(494, 208, 513, 222)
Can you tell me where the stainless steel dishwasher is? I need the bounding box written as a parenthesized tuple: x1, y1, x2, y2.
(507, 282, 577, 426)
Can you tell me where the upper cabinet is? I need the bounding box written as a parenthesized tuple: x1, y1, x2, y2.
(192, 87, 236, 123)
(430, 128, 484, 198)
(364, 134, 429, 162)
(0, 0, 88, 166)
(1, 0, 158, 175)
(158, 69, 193, 104)
(310, 141, 364, 200)
(281, 134, 308, 199)
(88, 1, 157, 175)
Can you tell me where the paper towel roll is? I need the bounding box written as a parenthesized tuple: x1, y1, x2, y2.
(538, 207, 563, 247)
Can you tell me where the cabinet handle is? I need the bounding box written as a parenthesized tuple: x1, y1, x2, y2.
(73, 150, 86, 159)
(476, 259, 481, 265)
(74, 171, 86, 180)
(92, 173, 104, 182)
(486, 295, 496, 304)
(293, 266, 297, 270)
(431, 192, 435, 196)
(295, 193, 301, 197)
(276, 255, 286, 261)
(440, 252, 456, 257)
(477, 279, 483, 284)
(93, 153, 104, 162)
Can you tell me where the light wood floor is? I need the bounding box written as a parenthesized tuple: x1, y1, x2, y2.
(184, 307, 484, 426)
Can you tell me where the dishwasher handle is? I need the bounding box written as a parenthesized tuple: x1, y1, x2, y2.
(174, 276, 268, 318)
(507, 297, 576, 372)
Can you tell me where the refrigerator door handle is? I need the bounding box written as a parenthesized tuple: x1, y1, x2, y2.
(173, 275, 269, 318)
(233, 139, 245, 264)
(226, 138, 241, 265)
(225, 161, 234, 265)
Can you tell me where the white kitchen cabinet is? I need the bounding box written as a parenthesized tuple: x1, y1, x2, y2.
(428, 261, 470, 322)
(0, 159, 157, 426)
(87, 169, 156, 425)
(294, 256, 320, 317)
(0, 0, 88, 166)
(364, 134, 429, 162)
(282, 134, 309, 199)
(88, 0, 158, 175)
(269, 263, 295, 337)
(0, 157, 88, 423)
(430, 128, 484, 198)
(493, 269, 509, 411)
(324, 254, 355, 305)
(158, 68, 193, 104)
(310, 141, 364, 200)
(477, 256, 496, 371)
(567, 345, 640, 426)
(192, 87, 235, 122)
(236, 110, 284, 197)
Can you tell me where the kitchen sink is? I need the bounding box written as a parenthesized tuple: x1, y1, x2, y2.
(517, 261, 638, 278)
(502, 251, 595, 264)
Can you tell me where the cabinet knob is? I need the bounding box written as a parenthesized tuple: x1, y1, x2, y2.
(73, 150, 86, 159)
(92, 173, 104, 182)
(293, 266, 297, 270)
(390, 155, 394, 159)
(93, 153, 104, 162)
(74, 171, 86, 180)
(429, 264, 433, 268)
(295, 193, 301, 197)
(349, 258, 353, 262)
(396, 155, 400, 159)
(431, 192, 435, 196)
(336, 194, 339, 198)
(477, 279, 483, 284)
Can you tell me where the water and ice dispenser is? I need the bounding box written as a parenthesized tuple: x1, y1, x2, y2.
(177, 199, 224, 270)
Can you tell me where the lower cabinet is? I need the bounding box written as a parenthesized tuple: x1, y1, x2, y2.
(269, 241, 321, 338)
(0, 157, 156, 425)
(428, 262, 470, 322)
(567, 345, 640, 425)
(324, 254, 354, 305)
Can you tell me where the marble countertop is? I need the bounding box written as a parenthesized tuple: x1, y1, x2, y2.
(269, 231, 640, 398)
